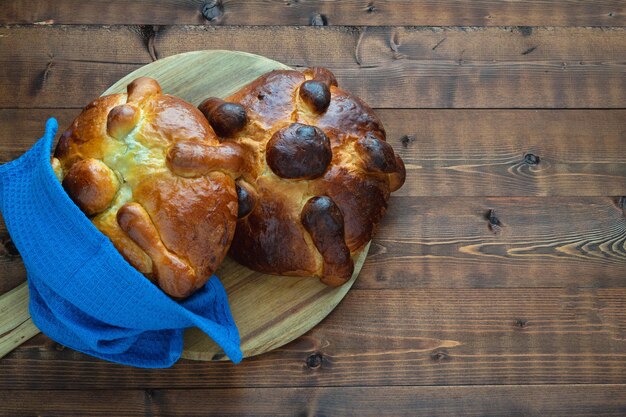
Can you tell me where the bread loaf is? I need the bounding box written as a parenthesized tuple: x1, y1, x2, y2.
(198, 68, 405, 286)
(53, 77, 244, 298)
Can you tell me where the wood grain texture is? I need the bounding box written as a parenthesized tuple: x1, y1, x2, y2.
(386, 110, 626, 197)
(1, 26, 625, 109)
(2, 385, 626, 416)
(128, 385, 626, 417)
(0, 389, 145, 416)
(1, 0, 624, 26)
(0, 284, 38, 359)
(2, 287, 626, 389)
(3, 109, 626, 196)
(0, 4, 624, 416)
(357, 196, 626, 289)
(4, 109, 626, 195)
(2, 196, 625, 294)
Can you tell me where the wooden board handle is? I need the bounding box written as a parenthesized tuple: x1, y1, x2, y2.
(0, 282, 40, 359)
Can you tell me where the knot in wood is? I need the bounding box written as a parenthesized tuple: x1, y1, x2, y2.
(1, 238, 19, 258)
(306, 352, 323, 368)
(518, 26, 533, 37)
(524, 153, 540, 165)
(431, 350, 450, 362)
(400, 135, 415, 148)
(144, 389, 155, 401)
(310, 13, 328, 26)
(486, 209, 502, 233)
(202, 1, 223, 21)
(486, 209, 501, 226)
(514, 319, 529, 328)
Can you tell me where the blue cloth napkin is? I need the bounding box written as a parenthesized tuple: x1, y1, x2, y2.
(0, 118, 242, 368)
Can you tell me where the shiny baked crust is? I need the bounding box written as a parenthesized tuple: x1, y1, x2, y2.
(52, 78, 242, 298)
(198, 68, 406, 286)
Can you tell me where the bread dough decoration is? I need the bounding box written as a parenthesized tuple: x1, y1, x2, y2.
(198, 68, 405, 287)
(52, 78, 244, 298)
(54, 68, 405, 297)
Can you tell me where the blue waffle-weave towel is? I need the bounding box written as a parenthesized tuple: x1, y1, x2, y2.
(0, 118, 242, 367)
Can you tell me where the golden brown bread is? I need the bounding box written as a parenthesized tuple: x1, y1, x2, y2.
(52, 77, 243, 298)
(198, 68, 406, 286)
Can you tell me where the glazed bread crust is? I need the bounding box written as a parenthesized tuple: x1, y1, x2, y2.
(199, 68, 406, 286)
(54, 69, 405, 294)
(53, 78, 241, 298)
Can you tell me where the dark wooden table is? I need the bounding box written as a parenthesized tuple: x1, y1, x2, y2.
(1, 1, 626, 416)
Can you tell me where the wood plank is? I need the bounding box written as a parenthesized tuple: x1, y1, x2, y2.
(2, 195, 625, 292)
(4, 109, 625, 196)
(2, 385, 626, 416)
(1, 0, 624, 26)
(2, 287, 626, 389)
(1, 26, 625, 109)
(0, 285, 38, 359)
(149, 385, 626, 417)
(389, 109, 626, 197)
(0, 389, 145, 416)
(0, 109, 75, 162)
(358, 196, 626, 289)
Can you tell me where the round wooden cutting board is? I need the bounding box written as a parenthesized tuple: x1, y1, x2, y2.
(104, 50, 370, 361)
